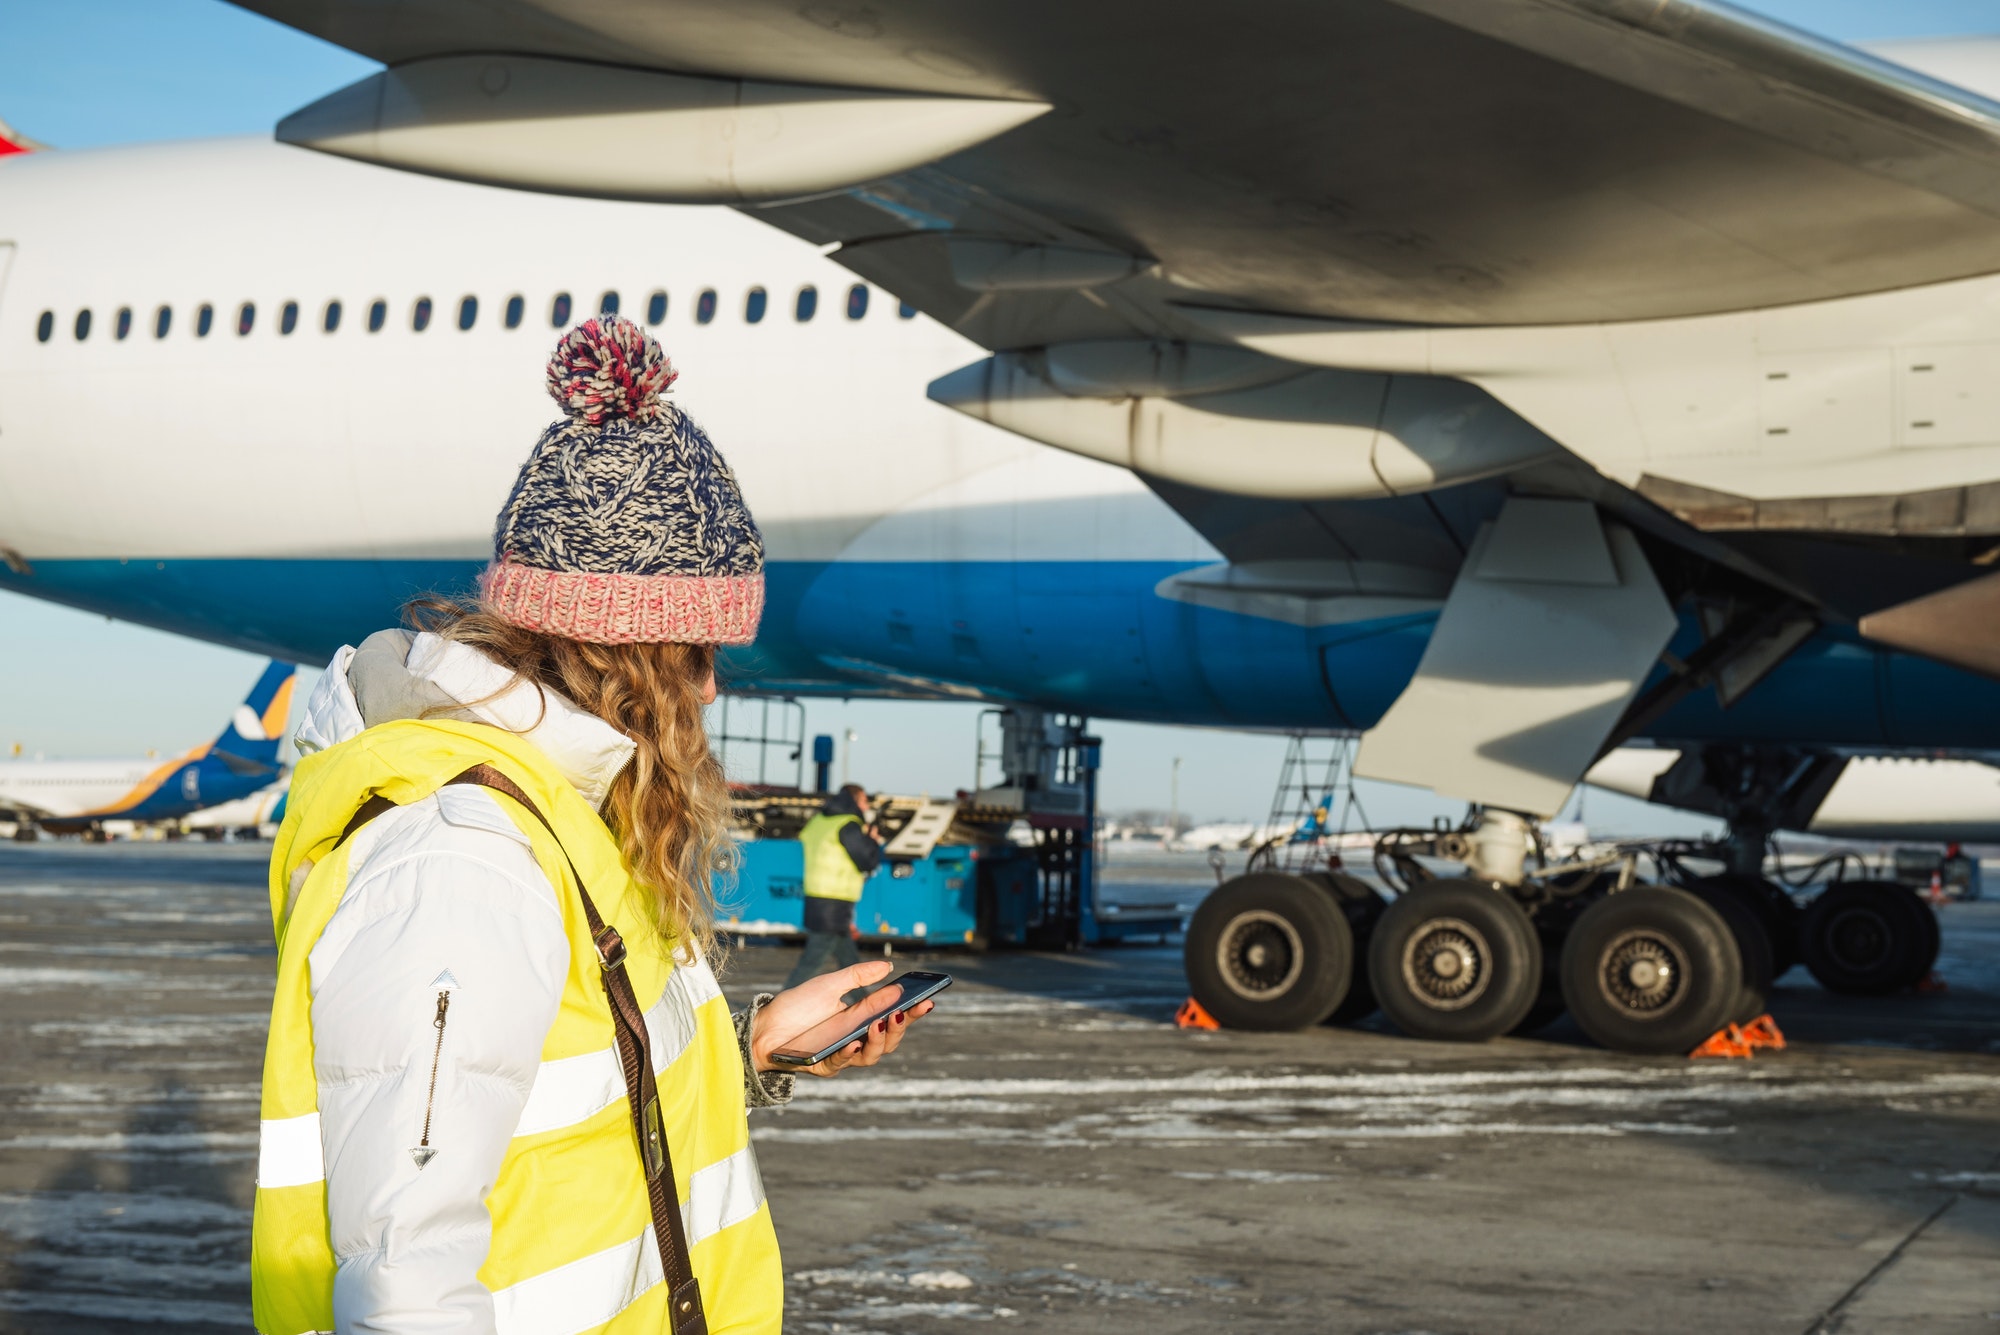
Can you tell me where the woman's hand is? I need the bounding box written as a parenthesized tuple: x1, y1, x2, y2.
(750, 960, 936, 1078)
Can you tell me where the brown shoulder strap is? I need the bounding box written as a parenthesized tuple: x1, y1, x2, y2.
(339, 764, 709, 1335)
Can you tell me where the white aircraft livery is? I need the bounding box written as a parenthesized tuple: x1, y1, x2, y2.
(4, 2, 2000, 1044)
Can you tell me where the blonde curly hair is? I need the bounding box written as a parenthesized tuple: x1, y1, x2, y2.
(409, 597, 735, 953)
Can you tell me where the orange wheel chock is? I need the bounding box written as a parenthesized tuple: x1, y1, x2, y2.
(1916, 971, 1949, 993)
(1175, 996, 1222, 1030)
(1690, 1013, 1786, 1060)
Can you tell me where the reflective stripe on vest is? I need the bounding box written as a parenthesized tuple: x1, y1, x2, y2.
(491, 1147, 766, 1335)
(799, 812, 866, 902)
(251, 718, 782, 1335)
(254, 961, 729, 1189)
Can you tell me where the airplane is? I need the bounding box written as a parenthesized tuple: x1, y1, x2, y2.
(181, 772, 292, 839)
(0, 662, 295, 838)
(5, 3, 2000, 1051)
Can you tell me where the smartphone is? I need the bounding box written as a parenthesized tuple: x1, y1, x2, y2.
(768, 970, 953, 1067)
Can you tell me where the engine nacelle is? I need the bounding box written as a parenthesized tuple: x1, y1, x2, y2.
(927, 341, 1560, 500)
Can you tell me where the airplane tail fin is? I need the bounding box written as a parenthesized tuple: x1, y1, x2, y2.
(211, 661, 296, 771)
(0, 116, 46, 157)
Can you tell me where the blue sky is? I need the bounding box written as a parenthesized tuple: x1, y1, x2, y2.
(0, 0, 1994, 825)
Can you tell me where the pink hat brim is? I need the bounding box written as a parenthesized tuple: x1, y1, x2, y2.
(480, 560, 763, 645)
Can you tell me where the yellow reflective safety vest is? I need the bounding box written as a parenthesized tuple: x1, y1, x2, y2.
(251, 717, 782, 1335)
(799, 812, 866, 903)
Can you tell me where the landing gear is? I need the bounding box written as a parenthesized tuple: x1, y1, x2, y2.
(1690, 873, 1803, 978)
(1684, 880, 1776, 1025)
(1367, 879, 1542, 1042)
(1313, 872, 1385, 1025)
(1799, 881, 1939, 995)
(1559, 886, 1743, 1055)
(1184, 873, 1353, 1031)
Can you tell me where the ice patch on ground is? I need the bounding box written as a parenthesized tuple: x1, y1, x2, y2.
(0, 966, 149, 988)
(0, 1131, 257, 1152)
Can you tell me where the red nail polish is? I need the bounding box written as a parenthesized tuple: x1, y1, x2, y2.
(894, 1010, 907, 1023)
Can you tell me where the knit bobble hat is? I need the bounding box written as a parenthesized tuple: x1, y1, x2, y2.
(480, 316, 765, 645)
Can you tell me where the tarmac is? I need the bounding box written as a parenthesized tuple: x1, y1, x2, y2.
(1, 840, 1996, 1334)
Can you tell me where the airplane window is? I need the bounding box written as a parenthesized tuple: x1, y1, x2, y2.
(280, 301, 299, 336)
(324, 300, 342, 333)
(647, 290, 667, 324)
(505, 294, 524, 329)
(116, 307, 133, 341)
(696, 288, 717, 325)
(745, 287, 767, 324)
(74, 309, 92, 341)
(412, 297, 433, 332)
(368, 299, 387, 333)
(237, 303, 255, 336)
(899, 300, 918, 320)
(551, 292, 572, 327)
(795, 286, 818, 322)
(600, 290, 619, 316)
(846, 284, 869, 320)
(458, 295, 478, 331)
(197, 304, 214, 338)
(35, 311, 52, 343)
(154, 306, 171, 339)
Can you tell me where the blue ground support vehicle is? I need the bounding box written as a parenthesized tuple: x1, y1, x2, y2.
(710, 708, 1179, 949)
(715, 789, 1177, 948)
(719, 834, 1037, 946)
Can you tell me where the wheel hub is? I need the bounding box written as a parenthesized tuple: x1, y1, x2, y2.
(1825, 906, 1892, 971)
(1600, 928, 1689, 1018)
(1216, 909, 1305, 1001)
(1400, 917, 1491, 1011)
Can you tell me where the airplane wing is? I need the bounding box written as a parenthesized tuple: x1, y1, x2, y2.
(237, 0, 2000, 335)
(232, 0, 2000, 811)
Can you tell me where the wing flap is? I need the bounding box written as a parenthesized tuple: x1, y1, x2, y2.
(242, 0, 2000, 331)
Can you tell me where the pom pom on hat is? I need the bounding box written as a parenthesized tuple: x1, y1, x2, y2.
(490, 314, 764, 645)
(545, 315, 679, 425)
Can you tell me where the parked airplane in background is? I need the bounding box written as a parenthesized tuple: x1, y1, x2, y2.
(0, 663, 294, 838)
(181, 773, 291, 839)
(4, 2, 2000, 1050)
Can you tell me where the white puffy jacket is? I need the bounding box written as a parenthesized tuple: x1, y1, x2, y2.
(291, 630, 788, 1335)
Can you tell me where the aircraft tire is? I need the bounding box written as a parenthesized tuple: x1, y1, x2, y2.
(1185, 873, 1353, 1031)
(1686, 882, 1776, 1025)
(1367, 880, 1541, 1042)
(1312, 872, 1385, 1025)
(1692, 873, 1802, 978)
(1560, 886, 1742, 1055)
(1800, 881, 1934, 995)
(1915, 895, 1942, 977)
(1508, 977, 1569, 1036)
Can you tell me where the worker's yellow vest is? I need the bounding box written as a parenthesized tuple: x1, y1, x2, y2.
(800, 812, 867, 903)
(250, 718, 781, 1335)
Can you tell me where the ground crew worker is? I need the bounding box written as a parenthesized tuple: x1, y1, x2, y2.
(786, 782, 885, 988)
(250, 316, 934, 1335)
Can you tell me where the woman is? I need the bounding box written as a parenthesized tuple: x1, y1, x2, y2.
(250, 316, 929, 1335)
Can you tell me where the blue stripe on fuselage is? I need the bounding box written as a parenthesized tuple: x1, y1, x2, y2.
(7, 557, 2000, 749)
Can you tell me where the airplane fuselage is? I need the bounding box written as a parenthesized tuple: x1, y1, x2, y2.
(3, 137, 2000, 755)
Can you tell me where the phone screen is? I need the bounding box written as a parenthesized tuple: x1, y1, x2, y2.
(769, 970, 952, 1065)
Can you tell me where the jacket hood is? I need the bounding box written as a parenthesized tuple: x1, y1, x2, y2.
(295, 629, 638, 810)
(821, 789, 865, 818)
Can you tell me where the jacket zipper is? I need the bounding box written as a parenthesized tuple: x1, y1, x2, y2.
(417, 989, 450, 1156)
